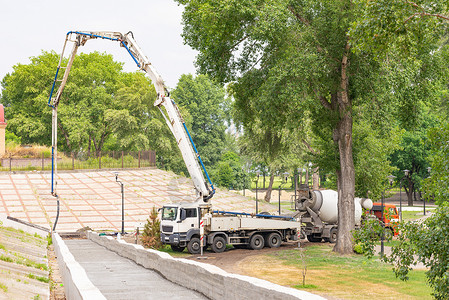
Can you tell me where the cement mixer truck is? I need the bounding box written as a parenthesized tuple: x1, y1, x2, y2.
(294, 188, 373, 243)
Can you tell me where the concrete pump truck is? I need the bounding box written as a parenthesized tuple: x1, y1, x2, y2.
(48, 31, 303, 254)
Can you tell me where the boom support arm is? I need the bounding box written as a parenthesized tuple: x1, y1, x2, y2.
(48, 31, 214, 205)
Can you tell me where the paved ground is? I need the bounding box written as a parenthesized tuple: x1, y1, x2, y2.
(64, 239, 206, 300)
(0, 168, 282, 232)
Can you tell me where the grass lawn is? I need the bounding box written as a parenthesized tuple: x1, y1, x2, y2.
(401, 209, 435, 222)
(240, 244, 432, 300)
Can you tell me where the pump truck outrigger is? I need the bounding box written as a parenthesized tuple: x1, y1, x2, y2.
(48, 31, 302, 252)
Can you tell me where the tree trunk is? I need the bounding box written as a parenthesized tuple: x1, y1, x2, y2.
(264, 173, 275, 202)
(87, 135, 92, 157)
(333, 42, 356, 255)
(57, 122, 71, 150)
(333, 107, 355, 255)
(312, 167, 320, 190)
(405, 179, 414, 206)
(305, 168, 310, 187)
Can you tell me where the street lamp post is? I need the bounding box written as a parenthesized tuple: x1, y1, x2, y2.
(381, 174, 396, 257)
(255, 170, 260, 214)
(424, 167, 431, 216)
(294, 168, 300, 210)
(278, 172, 289, 215)
(113, 172, 125, 235)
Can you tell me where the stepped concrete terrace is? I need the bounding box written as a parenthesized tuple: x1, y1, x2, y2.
(0, 168, 281, 232)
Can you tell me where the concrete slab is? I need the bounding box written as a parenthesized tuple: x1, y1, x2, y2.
(64, 239, 206, 299)
(0, 169, 289, 232)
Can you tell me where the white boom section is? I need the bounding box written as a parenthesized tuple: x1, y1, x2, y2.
(48, 31, 214, 205)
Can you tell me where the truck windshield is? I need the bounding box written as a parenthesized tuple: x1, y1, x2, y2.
(162, 207, 177, 221)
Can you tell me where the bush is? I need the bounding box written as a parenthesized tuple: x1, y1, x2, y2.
(140, 207, 163, 249)
(385, 204, 449, 300)
(352, 216, 389, 258)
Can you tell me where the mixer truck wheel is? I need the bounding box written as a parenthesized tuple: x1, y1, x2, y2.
(211, 236, 227, 253)
(329, 228, 338, 244)
(267, 233, 282, 248)
(187, 237, 201, 254)
(250, 234, 265, 250)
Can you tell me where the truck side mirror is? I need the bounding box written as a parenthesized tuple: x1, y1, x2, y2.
(180, 209, 187, 221)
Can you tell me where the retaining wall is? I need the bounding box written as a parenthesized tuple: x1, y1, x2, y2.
(52, 233, 106, 300)
(0, 213, 49, 236)
(88, 231, 325, 300)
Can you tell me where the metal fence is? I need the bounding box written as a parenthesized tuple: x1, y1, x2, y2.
(0, 150, 156, 172)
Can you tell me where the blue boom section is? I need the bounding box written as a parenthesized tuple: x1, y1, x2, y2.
(48, 31, 143, 107)
(182, 123, 216, 196)
(212, 210, 294, 220)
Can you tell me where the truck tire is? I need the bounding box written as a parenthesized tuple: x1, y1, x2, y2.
(267, 232, 282, 248)
(329, 228, 337, 244)
(307, 234, 322, 243)
(211, 236, 226, 253)
(249, 234, 265, 250)
(187, 237, 201, 254)
(170, 245, 185, 252)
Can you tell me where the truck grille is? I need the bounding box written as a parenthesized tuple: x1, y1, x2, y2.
(162, 225, 173, 233)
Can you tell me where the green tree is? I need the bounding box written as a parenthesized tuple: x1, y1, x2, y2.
(175, 0, 406, 254)
(385, 204, 449, 299)
(171, 74, 228, 167)
(1, 51, 161, 155)
(213, 151, 250, 190)
(425, 120, 449, 205)
(1, 51, 58, 146)
(5, 129, 21, 145)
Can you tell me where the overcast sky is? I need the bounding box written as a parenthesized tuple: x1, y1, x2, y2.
(0, 0, 197, 90)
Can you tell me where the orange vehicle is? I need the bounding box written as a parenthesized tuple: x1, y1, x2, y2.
(369, 203, 400, 236)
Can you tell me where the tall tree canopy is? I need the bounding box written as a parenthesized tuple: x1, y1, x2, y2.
(175, 0, 412, 254)
(1, 51, 158, 154)
(171, 74, 228, 167)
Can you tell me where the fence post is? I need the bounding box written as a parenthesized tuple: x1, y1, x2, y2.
(9, 153, 12, 172)
(121, 151, 124, 169)
(99, 151, 102, 169)
(42, 152, 44, 171)
(72, 152, 75, 170)
(138, 151, 141, 168)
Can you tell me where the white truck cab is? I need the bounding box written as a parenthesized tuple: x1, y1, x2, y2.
(160, 203, 209, 253)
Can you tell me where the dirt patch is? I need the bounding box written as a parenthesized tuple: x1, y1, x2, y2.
(184, 242, 300, 274)
(47, 244, 65, 300)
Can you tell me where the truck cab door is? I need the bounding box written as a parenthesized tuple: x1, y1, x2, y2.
(181, 208, 198, 230)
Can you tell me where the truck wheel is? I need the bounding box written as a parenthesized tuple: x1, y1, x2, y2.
(170, 245, 185, 252)
(329, 228, 337, 244)
(250, 234, 265, 250)
(307, 234, 322, 243)
(211, 236, 226, 253)
(267, 233, 282, 248)
(187, 237, 201, 254)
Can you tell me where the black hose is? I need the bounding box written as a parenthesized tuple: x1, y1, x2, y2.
(52, 195, 60, 232)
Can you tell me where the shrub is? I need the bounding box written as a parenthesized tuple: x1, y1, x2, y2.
(140, 207, 163, 249)
(352, 216, 389, 258)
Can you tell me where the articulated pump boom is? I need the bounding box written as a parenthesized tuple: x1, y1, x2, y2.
(47, 31, 302, 253)
(48, 31, 214, 206)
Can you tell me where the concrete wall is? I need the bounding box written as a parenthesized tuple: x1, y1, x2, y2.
(88, 232, 325, 300)
(53, 233, 106, 300)
(0, 213, 49, 237)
